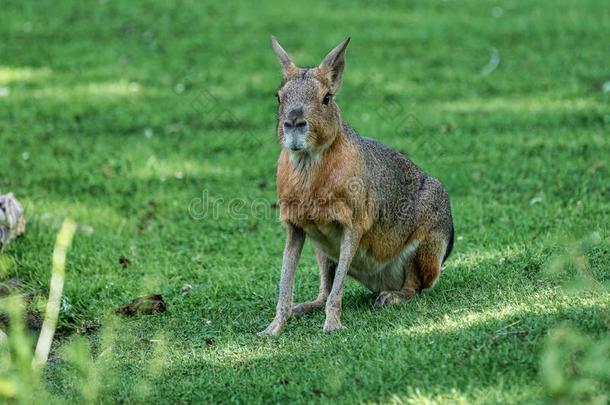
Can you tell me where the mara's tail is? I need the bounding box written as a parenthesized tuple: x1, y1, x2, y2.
(442, 224, 454, 264)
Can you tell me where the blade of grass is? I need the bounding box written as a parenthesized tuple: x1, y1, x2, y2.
(32, 219, 76, 368)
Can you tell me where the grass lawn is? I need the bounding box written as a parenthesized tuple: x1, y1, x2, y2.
(1, 0, 609, 403)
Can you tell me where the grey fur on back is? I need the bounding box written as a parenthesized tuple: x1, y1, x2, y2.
(342, 122, 454, 260)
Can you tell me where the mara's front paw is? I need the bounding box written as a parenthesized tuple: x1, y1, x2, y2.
(258, 320, 285, 337)
(373, 289, 415, 308)
(323, 311, 343, 333)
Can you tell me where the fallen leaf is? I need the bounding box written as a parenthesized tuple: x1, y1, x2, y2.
(118, 256, 131, 268)
(115, 294, 167, 316)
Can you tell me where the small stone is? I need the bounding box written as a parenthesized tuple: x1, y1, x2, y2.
(180, 284, 193, 294)
(0, 193, 26, 249)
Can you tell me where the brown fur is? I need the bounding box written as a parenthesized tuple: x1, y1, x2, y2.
(277, 134, 366, 230)
(260, 37, 454, 336)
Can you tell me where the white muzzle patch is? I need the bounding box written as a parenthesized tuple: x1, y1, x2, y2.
(283, 128, 308, 152)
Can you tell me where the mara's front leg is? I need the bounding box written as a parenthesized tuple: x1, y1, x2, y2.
(259, 223, 305, 336)
(292, 248, 336, 316)
(323, 227, 361, 333)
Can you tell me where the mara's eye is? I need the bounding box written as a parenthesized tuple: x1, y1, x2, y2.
(323, 93, 333, 105)
(276, 93, 281, 104)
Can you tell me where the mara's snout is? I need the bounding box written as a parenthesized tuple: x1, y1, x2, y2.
(282, 107, 308, 151)
(260, 36, 454, 336)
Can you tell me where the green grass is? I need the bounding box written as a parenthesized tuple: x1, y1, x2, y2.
(1, 0, 609, 403)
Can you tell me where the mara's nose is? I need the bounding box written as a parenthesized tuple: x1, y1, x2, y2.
(284, 108, 307, 129)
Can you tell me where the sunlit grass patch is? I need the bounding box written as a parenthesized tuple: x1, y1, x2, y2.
(437, 94, 600, 114)
(0, 66, 52, 85)
(29, 80, 147, 100)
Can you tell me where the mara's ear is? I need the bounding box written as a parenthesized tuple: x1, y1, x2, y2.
(271, 36, 296, 76)
(318, 37, 350, 93)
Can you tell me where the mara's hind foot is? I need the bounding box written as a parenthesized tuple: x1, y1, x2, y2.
(373, 261, 421, 308)
(292, 299, 325, 316)
(373, 289, 417, 308)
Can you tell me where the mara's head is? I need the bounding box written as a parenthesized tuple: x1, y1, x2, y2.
(272, 36, 350, 155)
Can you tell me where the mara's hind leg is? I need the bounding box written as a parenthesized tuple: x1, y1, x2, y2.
(373, 258, 420, 308)
(415, 232, 447, 291)
(292, 248, 336, 316)
(374, 232, 447, 308)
